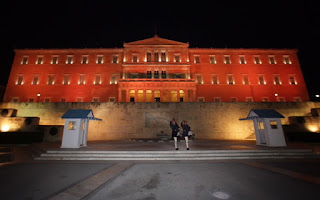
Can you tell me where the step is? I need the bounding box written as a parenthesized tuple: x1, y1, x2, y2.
(45, 149, 313, 154)
(0, 148, 13, 164)
(34, 149, 319, 161)
(35, 155, 318, 161)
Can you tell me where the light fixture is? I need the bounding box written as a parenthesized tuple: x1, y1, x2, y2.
(1, 124, 10, 132)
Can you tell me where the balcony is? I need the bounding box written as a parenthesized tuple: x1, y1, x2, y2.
(119, 78, 196, 82)
(121, 72, 194, 82)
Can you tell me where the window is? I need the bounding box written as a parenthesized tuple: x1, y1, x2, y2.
(294, 97, 301, 102)
(214, 97, 221, 102)
(154, 52, 159, 62)
(198, 97, 205, 102)
(227, 75, 235, 85)
(29, 98, 34, 102)
(110, 74, 117, 84)
(112, 55, 119, 64)
(92, 97, 99, 102)
(132, 55, 138, 62)
(147, 71, 152, 78)
(283, 56, 291, 64)
(97, 55, 104, 64)
(12, 97, 19, 103)
(278, 97, 285, 102)
(254, 56, 261, 64)
(161, 71, 167, 78)
(94, 75, 101, 85)
(63, 74, 70, 85)
(196, 75, 203, 84)
(269, 56, 276, 64)
(66, 55, 73, 64)
(175, 55, 181, 62)
(224, 55, 231, 64)
(16, 75, 24, 85)
(243, 75, 250, 85)
(147, 52, 152, 62)
(161, 52, 166, 62)
(68, 121, 76, 130)
(270, 120, 278, 129)
(274, 75, 281, 85)
(44, 97, 50, 103)
(32, 75, 39, 85)
(259, 75, 266, 85)
(212, 75, 219, 84)
(52, 56, 59, 64)
(21, 56, 28, 64)
(194, 56, 200, 63)
(109, 97, 116, 102)
(231, 97, 237, 102)
(239, 56, 246, 64)
(36, 56, 43, 64)
(154, 71, 159, 79)
(79, 74, 86, 85)
(210, 56, 216, 64)
(258, 121, 264, 130)
(82, 56, 88, 64)
(246, 97, 253, 102)
(289, 76, 297, 85)
(48, 74, 55, 85)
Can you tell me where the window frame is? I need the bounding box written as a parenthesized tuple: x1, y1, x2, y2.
(66, 55, 74, 64)
(224, 55, 231, 64)
(51, 56, 59, 64)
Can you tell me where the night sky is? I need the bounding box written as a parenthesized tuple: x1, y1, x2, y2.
(1, 0, 320, 100)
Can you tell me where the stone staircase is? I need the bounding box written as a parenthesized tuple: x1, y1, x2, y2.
(34, 149, 319, 161)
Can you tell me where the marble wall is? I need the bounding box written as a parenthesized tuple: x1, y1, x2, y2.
(1, 102, 319, 140)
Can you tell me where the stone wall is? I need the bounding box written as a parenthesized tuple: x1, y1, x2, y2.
(1, 102, 319, 141)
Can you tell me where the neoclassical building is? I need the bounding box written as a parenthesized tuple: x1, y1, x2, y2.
(4, 35, 309, 103)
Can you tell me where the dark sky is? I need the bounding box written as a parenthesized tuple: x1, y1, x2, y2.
(1, 0, 320, 100)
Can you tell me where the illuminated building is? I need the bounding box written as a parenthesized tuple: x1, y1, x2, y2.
(4, 35, 309, 103)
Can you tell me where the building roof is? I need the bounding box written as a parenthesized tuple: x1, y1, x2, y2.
(62, 109, 102, 121)
(240, 109, 285, 120)
(123, 35, 189, 47)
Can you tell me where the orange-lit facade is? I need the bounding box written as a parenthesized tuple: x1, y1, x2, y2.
(4, 36, 309, 103)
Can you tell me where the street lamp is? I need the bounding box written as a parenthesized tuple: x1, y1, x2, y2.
(37, 93, 41, 102)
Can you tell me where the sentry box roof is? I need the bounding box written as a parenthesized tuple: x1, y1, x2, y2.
(62, 109, 102, 121)
(240, 109, 285, 120)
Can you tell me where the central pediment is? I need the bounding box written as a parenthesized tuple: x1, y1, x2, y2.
(124, 35, 189, 47)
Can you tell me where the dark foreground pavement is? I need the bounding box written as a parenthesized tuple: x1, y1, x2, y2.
(1, 140, 320, 200)
(0, 160, 320, 200)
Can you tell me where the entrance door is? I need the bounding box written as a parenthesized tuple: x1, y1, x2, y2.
(257, 120, 266, 144)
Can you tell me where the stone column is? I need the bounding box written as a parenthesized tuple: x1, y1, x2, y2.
(143, 90, 147, 102)
(126, 90, 130, 102)
(135, 90, 138, 102)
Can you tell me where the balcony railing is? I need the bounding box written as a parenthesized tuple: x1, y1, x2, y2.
(119, 78, 196, 82)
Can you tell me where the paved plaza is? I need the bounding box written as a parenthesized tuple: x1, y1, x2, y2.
(1, 140, 320, 200)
